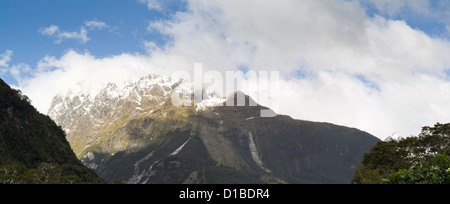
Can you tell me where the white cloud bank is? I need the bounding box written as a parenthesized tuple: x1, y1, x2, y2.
(16, 0, 450, 139)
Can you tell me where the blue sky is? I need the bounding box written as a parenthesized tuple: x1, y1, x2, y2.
(0, 0, 186, 84)
(1, 0, 450, 139)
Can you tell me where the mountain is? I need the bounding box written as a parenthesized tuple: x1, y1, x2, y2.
(48, 74, 380, 184)
(0, 78, 103, 184)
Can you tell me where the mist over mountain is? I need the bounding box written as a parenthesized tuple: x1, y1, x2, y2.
(48, 74, 379, 183)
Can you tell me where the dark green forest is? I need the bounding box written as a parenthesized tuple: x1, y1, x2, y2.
(0, 78, 103, 184)
(353, 123, 450, 184)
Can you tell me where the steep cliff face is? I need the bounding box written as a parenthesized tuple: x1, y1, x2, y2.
(48, 74, 380, 184)
(0, 78, 103, 184)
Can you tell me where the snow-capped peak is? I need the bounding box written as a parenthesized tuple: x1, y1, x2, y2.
(195, 93, 227, 111)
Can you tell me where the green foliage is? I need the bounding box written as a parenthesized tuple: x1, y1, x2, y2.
(352, 164, 389, 184)
(0, 163, 86, 184)
(0, 78, 104, 184)
(353, 123, 450, 184)
(386, 154, 450, 184)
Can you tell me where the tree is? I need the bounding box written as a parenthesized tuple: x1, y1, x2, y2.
(0, 163, 83, 184)
(353, 123, 450, 184)
(386, 154, 450, 184)
(0, 164, 28, 184)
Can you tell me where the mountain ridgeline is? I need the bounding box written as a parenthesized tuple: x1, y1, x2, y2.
(0, 78, 103, 184)
(48, 74, 380, 184)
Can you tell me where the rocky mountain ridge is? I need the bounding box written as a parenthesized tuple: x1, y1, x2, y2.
(48, 74, 380, 183)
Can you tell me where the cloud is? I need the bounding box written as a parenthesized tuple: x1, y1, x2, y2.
(143, 41, 162, 54)
(39, 25, 89, 44)
(0, 50, 13, 67)
(138, 0, 162, 11)
(17, 0, 450, 140)
(39, 25, 59, 36)
(9, 63, 31, 83)
(360, 0, 443, 17)
(147, 0, 450, 82)
(360, 0, 424, 16)
(18, 50, 161, 113)
(360, 0, 450, 28)
(84, 20, 109, 30)
(39, 20, 109, 44)
(0, 50, 13, 76)
(277, 71, 450, 140)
